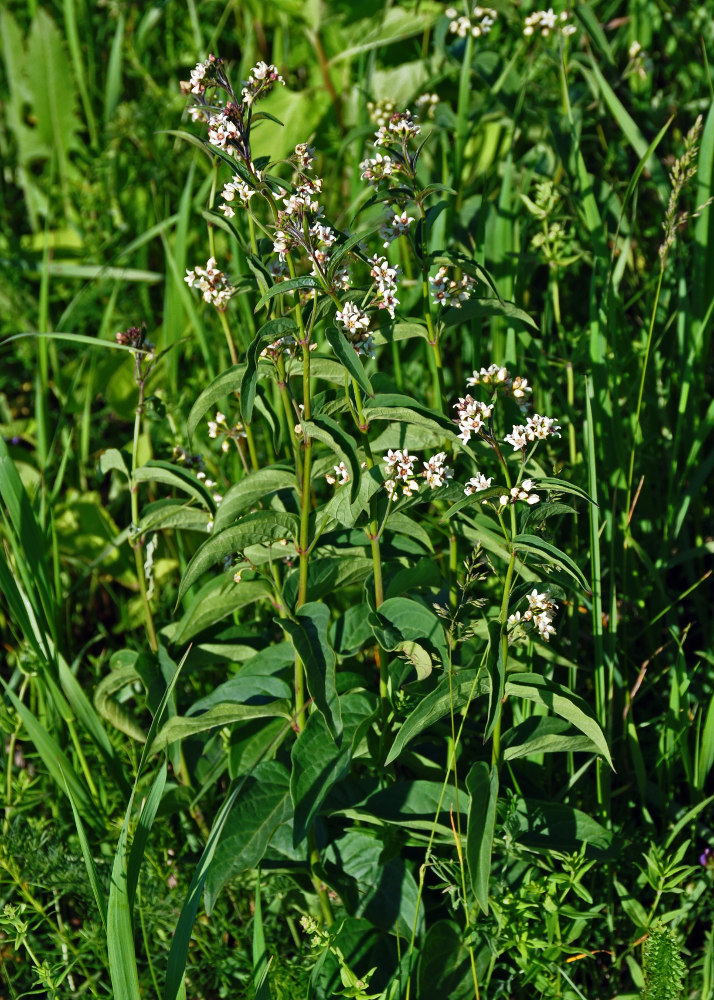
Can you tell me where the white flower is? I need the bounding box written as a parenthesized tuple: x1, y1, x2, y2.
(453, 395, 494, 444)
(383, 449, 420, 499)
(335, 301, 370, 333)
(423, 452, 453, 488)
(464, 473, 493, 495)
(326, 462, 350, 486)
(379, 210, 414, 247)
(360, 152, 395, 183)
(504, 425, 529, 450)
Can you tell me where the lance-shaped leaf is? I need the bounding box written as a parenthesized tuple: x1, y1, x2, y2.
(204, 760, 293, 913)
(368, 596, 449, 669)
(325, 325, 373, 397)
(139, 500, 211, 534)
(534, 477, 596, 505)
(134, 460, 214, 510)
(441, 297, 538, 330)
(290, 693, 375, 846)
(186, 363, 247, 441)
(151, 701, 293, 753)
(173, 578, 274, 644)
(385, 669, 491, 765)
(505, 673, 612, 767)
(278, 602, 341, 741)
(466, 762, 499, 914)
(213, 467, 296, 533)
(501, 716, 603, 761)
(242, 317, 297, 421)
(511, 533, 588, 590)
(483, 619, 504, 741)
(254, 275, 320, 313)
(365, 405, 460, 445)
(303, 415, 361, 503)
(177, 511, 300, 600)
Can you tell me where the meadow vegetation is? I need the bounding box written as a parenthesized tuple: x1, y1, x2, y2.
(0, 2, 713, 998)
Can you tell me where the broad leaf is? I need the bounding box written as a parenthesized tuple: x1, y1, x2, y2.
(279, 602, 341, 740)
(385, 669, 491, 765)
(465, 762, 499, 914)
(505, 673, 612, 767)
(204, 761, 292, 913)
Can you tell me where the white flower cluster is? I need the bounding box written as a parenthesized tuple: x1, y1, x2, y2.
(308, 221, 338, 277)
(430, 265, 478, 308)
(325, 462, 350, 486)
(464, 473, 493, 495)
(466, 364, 531, 400)
(374, 111, 421, 148)
(184, 257, 235, 310)
(207, 411, 247, 454)
(335, 301, 375, 358)
(383, 449, 452, 500)
(278, 175, 323, 217)
(504, 414, 561, 451)
(219, 172, 261, 217)
(379, 209, 415, 248)
(508, 588, 558, 642)
(241, 61, 284, 106)
(498, 479, 540, 507)
(523, 9, 576, 37)
(187, 59, 210, 95)
(454, 395, 495, 444)
(445, 6, 497, 38)
(423, 452, 453, 488)
(369, 255, 400, 318)
(414, 92, 440, 120)
(360, 152, 396, 184)
(207, 110, 240, 152)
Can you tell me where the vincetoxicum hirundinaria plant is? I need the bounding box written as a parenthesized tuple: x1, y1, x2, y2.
(110, 54, 614, 1000)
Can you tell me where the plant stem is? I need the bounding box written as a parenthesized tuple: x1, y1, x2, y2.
(130, 375, 158, 654)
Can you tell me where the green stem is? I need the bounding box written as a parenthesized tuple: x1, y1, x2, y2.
(130, 376, 158, 654)
(625, 262, 665, 517)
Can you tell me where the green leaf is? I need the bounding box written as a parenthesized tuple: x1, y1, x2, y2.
(242, 317, 297, 421)
(279, 602, 342, 741)
(321, 828, 423, 936)
(173, 578, 273, 644)
(368, 596, 449, 670)
(99, 447, 130, 482)
(505, 673, 612, 767)
(365, 402, 456, 444)
(303, 415, 362, 504)
(441, 297, 538, 330)
(212, 467, 296, 533)
(27, 9, 82, 172)
(289, 698, 371, 846)
(254, 275, 320, 313)
(60, 767, 108, 933)
(186, 363, 246, 441)
(511, 533, 588, 589)
(418, 920, 474, 1000)
(204, 761, 292, 913)
(502, 716, 603, 761)
(325, 325, 373, 397)
(163, 719, 292, 1000)
(139, 500, 211, 534)
(151, 700, 293, 753)
(385, 669, 491, 765)
(483, 620, 504, 741)
(177, 511, 300, 600)
(134, 461, 214, 510)
(465, 762, 499, 914)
